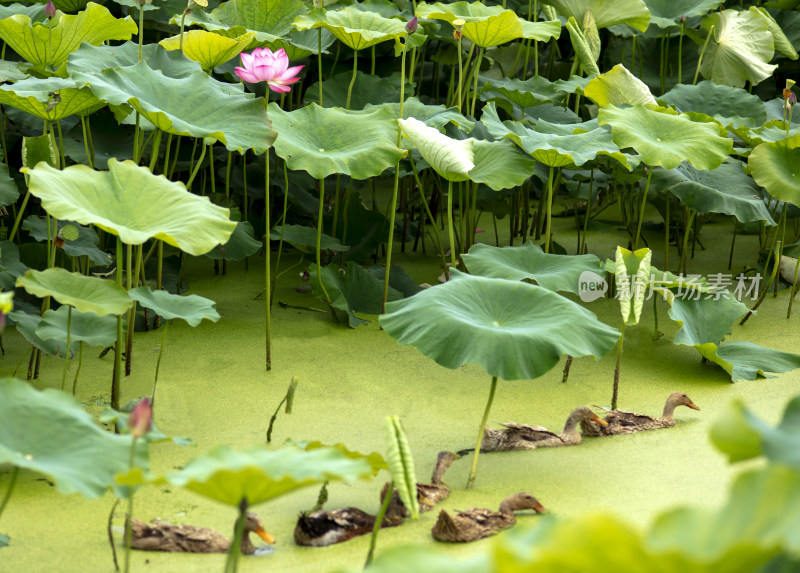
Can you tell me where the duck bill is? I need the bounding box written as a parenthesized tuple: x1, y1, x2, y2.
(533, 502, 546, 513)
(256, 526, 276, 544)
(688, 402, 701, 411)
(591, 414, 608, 426)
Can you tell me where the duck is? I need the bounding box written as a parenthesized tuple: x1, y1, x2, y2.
(383, 451, 460, 518)
(580, 392, 701, 437)
(431, 492, 545, 543)
(293, 507, 401, 547)
(129, 513, 274, 554)
(476, 406, 608, 452)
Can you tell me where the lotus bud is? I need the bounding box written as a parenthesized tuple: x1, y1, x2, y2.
(129, 397, 153, 439)
(453, 19, 465, 40)
(680, 15, 686, 23)
(406, 17, 418, 35)
(44, 0, 56, 19)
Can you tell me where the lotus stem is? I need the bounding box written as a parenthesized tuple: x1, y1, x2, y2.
(316, 178, 331, 304)
(611, 324, 625, 410)
(579, 169, 594, 254)
(72, 341, 83, 396)
(185, 141, 207, 188)
(317, 29, 323, 106)
(80, 116, 94, 168)
(693, 25, 714, 85)
(633, 167, 653, 249)
(345, 49, 358, 110)
(137, 3, 144, 62)
(151, 322, 168, 407)
(664, 191, 670, 271)
(179, 11, 187, 55)
(467, 375, 498, 489)
(364, 479, 394, 567)
(8, 189, 31, 243)
(409, 156, 446, 267)
(0, 466, 18, 523)
(742, 208, 787, 325)
(272, 161, 291, 308)
(679, 209, 696, 274)
(265, 151, 272, 371)
(470, 48, 484, 116)
(107, 499, 120, 572)
(148, 129, 162, 172)
(787, 255, 800, 319)
(112, 237, 123, 411)
(446, 180, 457, 274)
(456, 36, 463, 111)
(677, 19, 685, 82)
(60, 305, 72, 391)
(123, 438, 137, 573)
(544, 165, 555, 253)
(224, 499, 249, 573)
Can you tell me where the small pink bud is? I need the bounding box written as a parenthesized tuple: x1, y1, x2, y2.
(680, 15, 686, 23)
(406, 17, 418, 35)
(789, 92, 798, 106)
(129, 398, 152, 439)
(45, 1, 56, 19)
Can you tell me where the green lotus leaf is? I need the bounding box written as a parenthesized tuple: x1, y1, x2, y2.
(369, 97, 474, 132)
(68, 41, 203, 78)
(0, 77, 101, 121)
(206, 221, 262, 261)
(305, 71, 410, 109)
(541, 0, 650, 31)
(380, 270, 620, 380)
(660, 81, 767, 130)
(748, 135, 800, 207)
(9, 309, 78, 357)
(668, 294, 748, 346)
(697, 340, 800, 381)
(520, 19, 562, 42)
(298, 441, 387, 476)
(565, 17, 599, 77)
(746, 120, 800, 146)
(0, 377, 146, 498)
(468, 139, 537, 191)
(483, 103, 633, 169)
(653, 159, 775, 224)
(159, 30, 256, 71)
(16, 268, 132, 316)
(73, 62, 272, 154)
(128, 287, 219, 327)
(0, 241, 29, 290)
(711, 396, 800, 469)
(0, 4, 46, 22)
(0, 61, 26, 83)
(36, 306, 117, 348)
(0, 163, 18, 209)
(415, 2, 504, 24)
(750, 6, 797, 60)
(480, 76, 565, 109)
(293, 6, 406, 51)
(270, 103, 405, 179)
(399, 117, 474, 182)
(0, 3, 137, 73)
(22, 216, 112, 266)
(597, 104, 732, 170)
(644, 0, 724, 29)
(167, 444, 373, 507)
(699, 9, 777, 89)
(182, 0, 308, 45)
(257, 28, 335, 60)
(385, 416, 419, 520)
(584, 64, 656, 107)
(615, 246, 651, 326)
(23, 159, 237, 255)
(462, 242, 604, 294)
(269, 224, 349, 253)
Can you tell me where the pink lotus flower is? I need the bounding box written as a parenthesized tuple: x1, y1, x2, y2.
(235, 47, 304, 93)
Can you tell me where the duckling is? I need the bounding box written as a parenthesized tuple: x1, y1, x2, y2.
(383, 451, 460, 518)
(431, 492, 545, 543)
(129, 513, 274, 554)
(293, 508, 400, 547)
(580, 392, 701, 437)
(477, 406, 608, 452)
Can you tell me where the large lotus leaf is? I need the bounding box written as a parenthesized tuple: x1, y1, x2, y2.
(380, 270, 620, 381)
(0, 4, 46, 21)
(0, 3, 137, 73)
(23, 159, 236, 256)
(668, 295, 748, 346)
(699, 9, 777, 89)
(257, 28, 335, 60)
(711, 396, 800, 470)
(696, 341, 800, 381)
(159, 30, 256, 70)
(178, 0, 307, 45)
(653, 159, 775, 224)
(369, 98, 473, 132)
(36, 306, 117, 348)
(483, 103, 633, 169)
(128, 287, 219, 327)
(206, 221, 262, 261)
(0, 241, 29, 290)
(22, 216, 112, 266)
(584, 64, 656, 107)
(748, 135, 800, 207)
(305, 71, 410, 109)
(0, 77, 101, 121)
(468, 140, 537, 191)
(399, 117, 474, 182)
(644, 0, 724, 29)
(519, 19, 562, 42)
(0, 163, 18, 209)
(67, 42, 203, 78)
(269, 103, 405, 180)
(167, 444, 373, 506)
(415, 2, 504, 24)
(480, 76, 565, 109)
(0, 377, 146, 498)
(73, 62, 271, 154)
(269, 224, 349, 254)
(16, 268, 132, 316)
(660, 81, 767, 130)
(297, 441, 387, 476)
(597, 104, 732, 170)
(462, 242, 604, 294)
(293, 6, 406, 51)
(540, 0, 650, 30)
(750, 6, 797, 61)
(9, 310, 78, 357)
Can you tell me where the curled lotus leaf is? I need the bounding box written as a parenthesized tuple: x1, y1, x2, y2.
(584, 64, 656, 107)
(748, 135, 800, 207)
(0, 77, 101, 121)
(398, 117, 474, 182)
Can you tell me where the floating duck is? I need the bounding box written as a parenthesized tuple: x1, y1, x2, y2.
(431, 492, 545, 543)
(293, 507, 400, 547)
(580, 392, 701, 436)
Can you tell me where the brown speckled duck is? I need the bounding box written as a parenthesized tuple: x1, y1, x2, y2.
(129, 513, 274, 554)
(580, 392, 701, 437)
(383, 451, 460, 518)
(293, 508, 400, 547)
(479, 407, 608, 452)
(431, 492, 545, 543)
